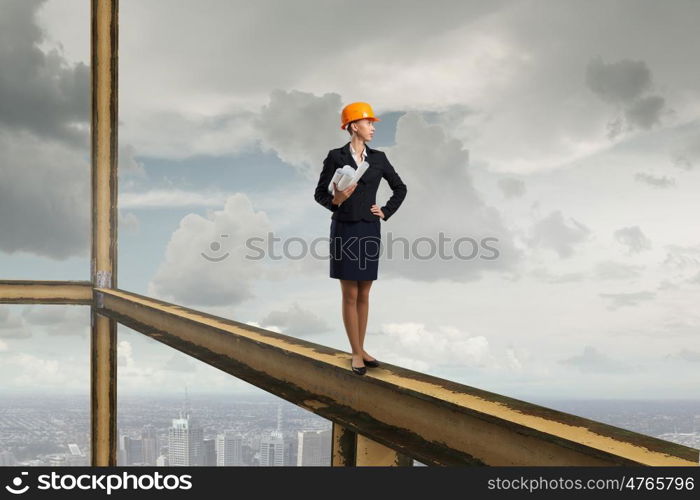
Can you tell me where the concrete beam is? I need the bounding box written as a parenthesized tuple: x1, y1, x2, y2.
(95, 287, 699, 466)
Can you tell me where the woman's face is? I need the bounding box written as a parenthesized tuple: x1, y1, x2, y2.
(351, 118, 375, 142)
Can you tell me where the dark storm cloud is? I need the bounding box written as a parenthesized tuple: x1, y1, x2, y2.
(0, 0, 93, 258)
(0, 0, 143, 259)
(624, 95, 666, 130)
(0, 0, 89, 147)
(585, 56, 668, 135)
(0, 133, 90, 258)
(585, 57, 652, 104)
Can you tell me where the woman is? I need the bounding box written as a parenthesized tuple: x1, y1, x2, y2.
(314, 102, 407, 375)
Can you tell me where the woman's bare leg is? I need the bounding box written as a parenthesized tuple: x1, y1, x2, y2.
(340, 279, 363, 367)
(357, 279, 376, 362)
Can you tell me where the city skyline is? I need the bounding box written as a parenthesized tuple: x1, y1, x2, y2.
(1, 393, 698, 467)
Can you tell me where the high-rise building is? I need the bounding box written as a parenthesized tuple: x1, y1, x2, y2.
(216, 431, 243, 466)
(168, 416, 204, 466)
(296, 429, 331, 466)
(259, 430, 285, 466)
(202, 438, 216, 466)
(259, 404, 286, 466)
(119, 434, 144, 465)
(141, 425, 158, 466)
(168, 389, 204, 466)
(284, 435, 297, 466)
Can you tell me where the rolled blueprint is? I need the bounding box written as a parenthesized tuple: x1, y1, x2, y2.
(327, 161, 369, 194)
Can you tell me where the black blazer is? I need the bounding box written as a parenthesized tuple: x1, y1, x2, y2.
(314, 142, 407, 222)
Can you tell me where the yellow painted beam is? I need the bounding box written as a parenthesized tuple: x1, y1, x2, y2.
(90, 0, 118, 467)
(331, 423, 356, 466)
(0, 280, 92, 304)
(355, 434, 413, 467)
(95, 287, 699, 466)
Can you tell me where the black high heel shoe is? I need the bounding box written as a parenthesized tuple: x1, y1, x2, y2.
(351, 363, 367, 375)
(363, 358, 380, 368)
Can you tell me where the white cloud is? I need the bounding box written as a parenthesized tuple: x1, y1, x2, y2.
(148, 193, 274, 307)
(244, 321, 281, 334)
(118, 210, 140, 233)
(259, 302, 331, 337)
(560, 345, 632, 373)
(117, 339, 134, 368)
(377, 112, 522, 281)
(9, 352, 85, 389)
(162, 353, 197, 373)
(378, 322, 491, 369)
(0, 306, 31, 339)
(120, 189, 229, 209)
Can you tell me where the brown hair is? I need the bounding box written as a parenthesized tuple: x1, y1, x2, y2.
(346, 120, 356, 135)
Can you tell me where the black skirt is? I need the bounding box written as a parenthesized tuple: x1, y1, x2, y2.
(329, 219, 381, 280)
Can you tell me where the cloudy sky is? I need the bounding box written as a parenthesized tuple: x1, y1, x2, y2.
(1, 0, 699, 404)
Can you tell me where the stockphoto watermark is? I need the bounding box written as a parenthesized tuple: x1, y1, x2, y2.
(3, 470, 192, 495)
(200, 231, 501, 264)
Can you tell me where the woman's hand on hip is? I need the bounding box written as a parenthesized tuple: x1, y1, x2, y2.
(371, 204, 385, 219)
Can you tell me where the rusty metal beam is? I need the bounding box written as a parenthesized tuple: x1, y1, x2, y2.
(90, 0, 118, 467)
(0, 280, 92, 304)
(94, 287, 699, 466)
(331, 423, 356, 466)
(331, 423, 412, 466)
(355, 434, 413, 466)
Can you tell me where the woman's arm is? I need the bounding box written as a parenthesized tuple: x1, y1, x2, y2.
(314, 151, 340, 212)
(379, 153, 407, 221)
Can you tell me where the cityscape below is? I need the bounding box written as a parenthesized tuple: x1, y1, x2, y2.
(0, 393, 698, 466)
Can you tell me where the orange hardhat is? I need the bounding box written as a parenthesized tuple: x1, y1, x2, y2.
(341, 102, 381, 130)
